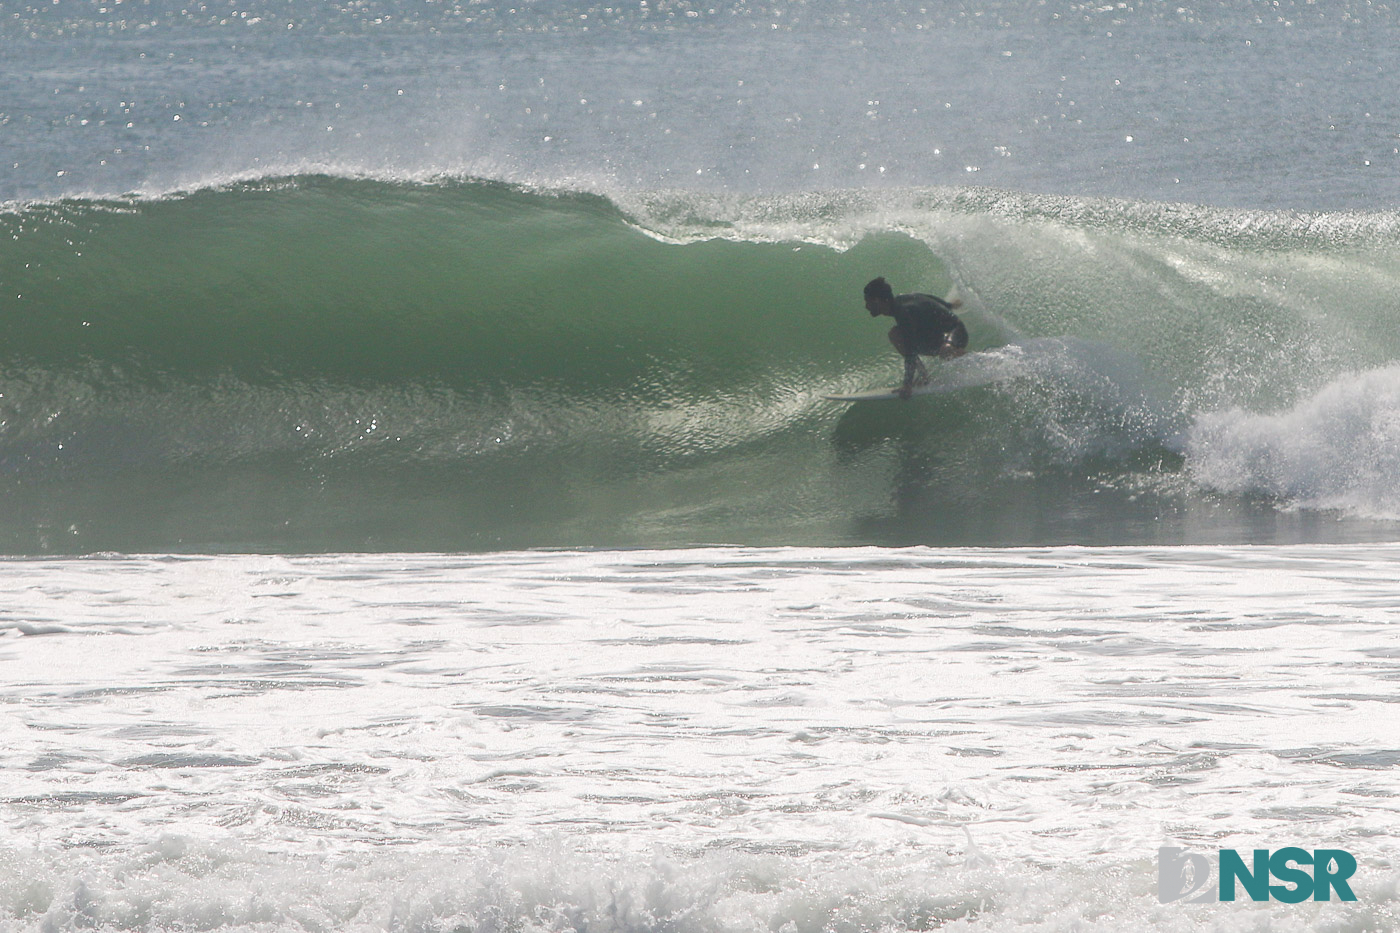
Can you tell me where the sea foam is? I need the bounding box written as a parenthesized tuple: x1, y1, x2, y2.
(1186, 364, 1400, 519)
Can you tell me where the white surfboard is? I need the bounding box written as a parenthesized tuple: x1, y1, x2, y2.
(822, 383, 966, 402)
(823, 348, 1018, 402)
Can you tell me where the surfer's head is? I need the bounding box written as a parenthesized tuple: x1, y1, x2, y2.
(864, 277, 895, 316)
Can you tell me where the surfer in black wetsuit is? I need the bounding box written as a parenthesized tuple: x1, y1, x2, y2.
(863, 277, 968, 399)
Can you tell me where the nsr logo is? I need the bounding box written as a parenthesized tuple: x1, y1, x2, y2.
(1158, 847, 1358, 903)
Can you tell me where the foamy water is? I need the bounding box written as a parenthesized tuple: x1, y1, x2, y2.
(1187, 365, 1400, 520)
(3, 547, 1398, 931)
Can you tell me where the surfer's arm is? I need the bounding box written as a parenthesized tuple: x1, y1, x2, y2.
(889, 316, 928, 399)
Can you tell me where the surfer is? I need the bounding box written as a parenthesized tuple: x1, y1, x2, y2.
(863, 277, 967, 399)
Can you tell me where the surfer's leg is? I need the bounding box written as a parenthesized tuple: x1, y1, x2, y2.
(887, 325, 908, 356)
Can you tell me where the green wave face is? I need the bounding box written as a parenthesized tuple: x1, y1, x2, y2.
(4, 176, 1400, 552)
(4, 179, 961, 389)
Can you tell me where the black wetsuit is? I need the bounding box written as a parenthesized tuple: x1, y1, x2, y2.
(891, 293, 967, 383)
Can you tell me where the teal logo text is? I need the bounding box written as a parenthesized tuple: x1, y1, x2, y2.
(1158, 847, 1357, 903)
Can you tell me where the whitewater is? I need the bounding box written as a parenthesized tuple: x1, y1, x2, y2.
(5, 546, 1400, 931)
(5, 1, 1400, 930)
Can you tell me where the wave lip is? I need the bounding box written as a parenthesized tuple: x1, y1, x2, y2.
(1185, 364, 1400, 520)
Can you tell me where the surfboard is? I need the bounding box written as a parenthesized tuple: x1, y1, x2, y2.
(823, 349, 1018, 402)
(822, 383, 965, 402)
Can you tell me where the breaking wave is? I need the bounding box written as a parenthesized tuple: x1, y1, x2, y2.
(4, 174, 1400, 550)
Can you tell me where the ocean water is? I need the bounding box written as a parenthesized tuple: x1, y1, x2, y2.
(5, 1, 1400, 930)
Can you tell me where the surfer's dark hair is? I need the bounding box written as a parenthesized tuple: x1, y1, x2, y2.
(864, 277, 894, 303)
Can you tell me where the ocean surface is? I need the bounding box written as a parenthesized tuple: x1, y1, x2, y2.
(4, 1, 1400, 930)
